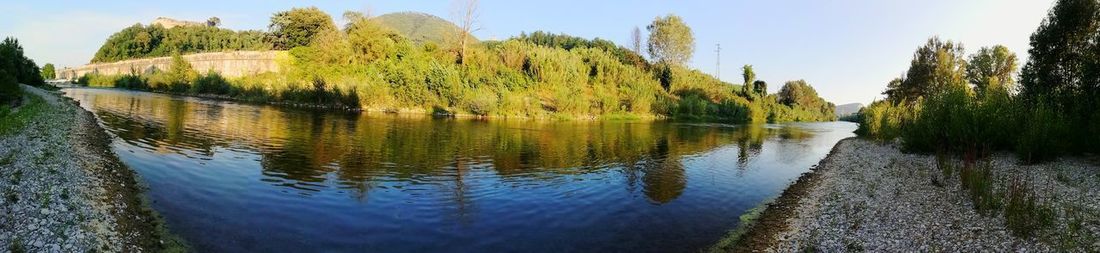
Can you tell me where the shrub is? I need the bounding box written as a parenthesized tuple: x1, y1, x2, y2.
(1016, 102, 1070, 163)
(959, 160, 1000, 214)
(191, 71, 231, 95)
(0, 69, 22, 106)
(856, 100, 912, 141)
(1004, 176, 1055, 237)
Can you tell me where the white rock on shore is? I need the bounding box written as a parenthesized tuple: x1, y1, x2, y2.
(0, 85, 154, 252)
(769, 138, 1100, 252)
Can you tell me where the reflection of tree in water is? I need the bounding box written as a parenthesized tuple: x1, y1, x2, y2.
(736, 125, 768, 169)
(640, 137, 686, 204)
(259, 113, 336, 192)
(79, 90, 772, 206)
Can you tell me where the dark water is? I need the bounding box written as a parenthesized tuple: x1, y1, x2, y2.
(64, 88, 856, 253)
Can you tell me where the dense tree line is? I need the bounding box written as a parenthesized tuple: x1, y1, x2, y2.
(82, 7, 836, 122)
(858, 0, 1100, 162)
(92, 23, 270, 63)
(0, 37, 45, 106)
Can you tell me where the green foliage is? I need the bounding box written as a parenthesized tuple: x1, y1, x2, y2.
(883, 37, 967, 104)
(0, 37, 44, 87)
(85, 8, 837, 122)
(862, 0, 1100, 161)
(741, 65, 756, 96)
(0, 70, 21, 106)
(40, 63, 55, 80)
(967, 45, 1018, 95)
(1004, 176, 1056, 237)
(1016, 102, 1070, 163)
(268, 7, 337, 50)
(1019, 0, 1100, 154)
(775, 80, 836, 121)
(959, 160, 1001, 214)
(646, 14, 694, 65)
(513, 31, 648, 68)
(192, 71, 232, 95)
(92, 23, 269, 63)
(855, 100, 911, 141)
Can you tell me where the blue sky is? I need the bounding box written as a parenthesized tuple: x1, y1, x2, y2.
(0, 0, 1055, 105)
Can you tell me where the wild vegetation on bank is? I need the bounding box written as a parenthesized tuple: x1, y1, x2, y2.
(852, 0, 1100, 241)
(0, 37, 46, 108)
(79, 6, 836, 122)
(857, 0, 1100, 163)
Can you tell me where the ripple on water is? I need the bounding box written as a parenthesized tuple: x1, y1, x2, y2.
(64, 88, 858, 253)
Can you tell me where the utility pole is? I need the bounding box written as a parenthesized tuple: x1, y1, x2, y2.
(715, 43, 721, 80)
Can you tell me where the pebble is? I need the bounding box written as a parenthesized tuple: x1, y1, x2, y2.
(0, 86, 154, 252)
(766, 139, 1100, 252)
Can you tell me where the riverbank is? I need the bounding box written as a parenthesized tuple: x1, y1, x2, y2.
(715, 138, 1100, 252)
(0, 85, 184, 252)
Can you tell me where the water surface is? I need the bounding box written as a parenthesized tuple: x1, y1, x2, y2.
(65, 88, 855, 253)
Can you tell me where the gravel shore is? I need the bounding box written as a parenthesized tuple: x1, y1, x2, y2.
(0, 85, 177, 252)
(725, 138, 1100, 252)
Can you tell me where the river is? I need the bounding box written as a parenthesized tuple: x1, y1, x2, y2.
(63, 88, 856, 253)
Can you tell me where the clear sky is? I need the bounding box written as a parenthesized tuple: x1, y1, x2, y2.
(0, 0, 1056, 105)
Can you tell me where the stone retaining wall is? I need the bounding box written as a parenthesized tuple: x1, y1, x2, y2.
(59, 51, 286, 79)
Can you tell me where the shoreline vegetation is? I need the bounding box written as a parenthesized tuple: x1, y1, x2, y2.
(0, 85, 186, 252)
(72, 6, 838, 123)
(725, 0, 1100, 251)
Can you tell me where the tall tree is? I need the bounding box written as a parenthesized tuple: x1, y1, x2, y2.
(631, 26, 643, 55)
(41, 63, 56, 80)
(451, 0, 480, 65)
(0, 37, 43, 86)
(883, 37, 968, 104)
(741, 65, 755, 95)
(267, 7, 337, 50)
(752, 80, 767, 96)
(967, 45, 1018, 95)
(646, 14, 694, 65)
(1020, 0, 1100, 103)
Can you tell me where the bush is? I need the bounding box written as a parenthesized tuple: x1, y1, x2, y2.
(0, 70, 22, 106)
(192, 71, 231, 95)
(1016, 102, 1070, 163)
(855, 100, 912, 141)
(1003, 176, 1055, 237)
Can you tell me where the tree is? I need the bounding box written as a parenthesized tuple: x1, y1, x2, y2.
(883, 37, 968, 104)
(1020, 0, 1100, 104)
(779, 80, 812, 106)
(167, 53, 198, 85)
(451, 0, 480, 65)
(646, 14, 694, 65)
(0, 37, 44, 86)
(268, 7, 337, 50)
(0, 69, 19, 106)
(631, 26, 643, 55)
(207, 17, 221, 27)
(752, 80, 767, 96)
(967, 45, 1018, 95)
(41, 63, 56, 80)
(741, 65, 755, 95)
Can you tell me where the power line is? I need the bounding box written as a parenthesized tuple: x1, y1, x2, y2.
(715, 43, 721, 80)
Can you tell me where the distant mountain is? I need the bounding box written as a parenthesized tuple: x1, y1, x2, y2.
(835, 103, 863, 117)
(373, 12, 477, 45)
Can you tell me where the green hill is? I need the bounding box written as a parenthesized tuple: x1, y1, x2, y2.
(372, 12, 476, 45)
